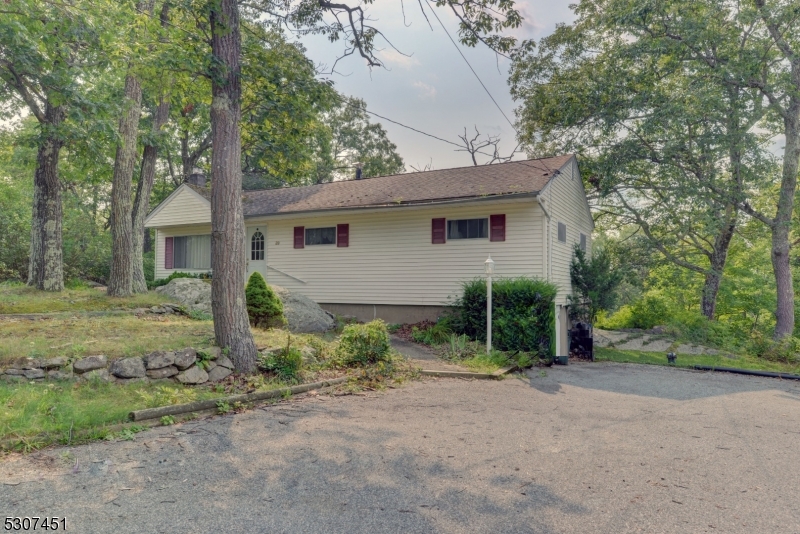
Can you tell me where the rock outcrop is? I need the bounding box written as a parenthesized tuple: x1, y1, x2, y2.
(155, 278, 212, 314)
(154, 278, 334, 332)
(271, 285, 335, 333)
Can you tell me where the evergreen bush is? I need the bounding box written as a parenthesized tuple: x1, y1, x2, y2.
(337, 320, 392, 365)
(245, 272, 285, 328)
(451, 277, 558, 356)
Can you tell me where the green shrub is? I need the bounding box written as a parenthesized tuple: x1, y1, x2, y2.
(245, 272, 285, 328)
(595, 306, 635, 329)
(629, 294, 672, 329)
(451, 277, 557, 356)
(64, 279, 91, 290)
(143, 250, 155, 283)
(569, 244, 623, 323)
(337, 320, 392, 365)
(597, 293, 673, 331)
(749, 333, 800, 363)
(411, 318, 453, 345)
(259, 346, 303, 382)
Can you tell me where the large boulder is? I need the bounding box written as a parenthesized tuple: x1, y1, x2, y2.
(154, 278, 333, 332)
(155, 278, 212, 314)
(271, 285, 335, 333)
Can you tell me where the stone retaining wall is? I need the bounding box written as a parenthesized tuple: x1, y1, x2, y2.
(1, 347, 235, 385)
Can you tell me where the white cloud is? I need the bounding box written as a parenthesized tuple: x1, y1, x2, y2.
(380, 49, 420, 69)
(412, 81, 437, 100)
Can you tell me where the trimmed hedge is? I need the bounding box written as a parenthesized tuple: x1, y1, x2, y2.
(451, 277, 558, 356)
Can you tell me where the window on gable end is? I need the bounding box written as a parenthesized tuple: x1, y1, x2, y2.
(558, 222, 567, 243)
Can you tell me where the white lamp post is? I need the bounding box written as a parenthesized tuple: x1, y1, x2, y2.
(485, 255, 495, 354)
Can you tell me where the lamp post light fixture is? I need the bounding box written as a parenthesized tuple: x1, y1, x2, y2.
(485, 255, 495, 354)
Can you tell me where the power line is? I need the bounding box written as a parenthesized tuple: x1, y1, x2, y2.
(423, 0, 517, 131)
(128, 5, 557, 175)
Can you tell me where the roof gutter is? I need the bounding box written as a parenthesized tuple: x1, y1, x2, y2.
(243, 191, 541, 221)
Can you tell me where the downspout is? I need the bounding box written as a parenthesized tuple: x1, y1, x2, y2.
(537, 195, 551, 282)
(538, 194, 559, 357)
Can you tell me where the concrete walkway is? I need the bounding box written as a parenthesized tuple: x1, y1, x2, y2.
(390, 335, 471, 372)
(3, 362, 799, 533)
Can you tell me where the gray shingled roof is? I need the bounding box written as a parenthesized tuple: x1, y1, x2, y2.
(189, 155, 573, 217)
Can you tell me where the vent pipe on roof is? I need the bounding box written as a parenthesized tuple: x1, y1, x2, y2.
(187, 168, 206, 187)
(355, 162, 363, 180)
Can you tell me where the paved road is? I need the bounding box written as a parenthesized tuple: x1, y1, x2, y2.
(2, 363, 799, 533)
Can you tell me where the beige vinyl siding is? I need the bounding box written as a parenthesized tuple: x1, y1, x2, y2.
(545, 157, 593, 304)
(260, 200, 543, 306)
(146, 186, 210, 228)
(154, 224, 213, 280)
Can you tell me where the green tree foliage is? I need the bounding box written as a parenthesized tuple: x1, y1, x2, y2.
(0, 0, 128, 291)
(310, 97, 405, 183)
(508, 0, 774, 321)
(0, 126, 112, 283)
(512, 0, 800, 339)
(452, 278, 557, 356)
(245, 272, 285, 328)
(568, 245, 623, 323)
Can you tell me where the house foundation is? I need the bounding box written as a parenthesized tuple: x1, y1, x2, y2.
(319, 303, 451, 324)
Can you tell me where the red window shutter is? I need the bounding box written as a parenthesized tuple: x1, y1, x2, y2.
(337, 224, 349, 247)
(432, 218, 446, 244)
(293, 226, 305, 249)
(490, 214, 506, 242)
(164, 237, 174, 269)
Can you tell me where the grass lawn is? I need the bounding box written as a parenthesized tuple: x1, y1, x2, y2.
(0, 380, 227, 452)
(0, 283, 170, 314)
(0, 286, 414, 452)
(459, 352, 510, 373)
(595, 346, 800, 375)
(0, 314, 298, 365)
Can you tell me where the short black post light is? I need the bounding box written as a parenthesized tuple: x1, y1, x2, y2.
(667, 352, 677, 365)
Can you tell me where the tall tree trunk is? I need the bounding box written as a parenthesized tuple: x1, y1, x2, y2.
(701, 205, 737, 319)
(108, 72, 144, 297)
(132, 95, 170, 293)
(771, 100, 800, 339)
(108, 0, 154, 297)
(28, 101, 65, 292)
(210, 0, 257, 372)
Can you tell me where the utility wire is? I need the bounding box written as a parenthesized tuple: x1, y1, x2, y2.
(136, 4, 558, 175)
(424, 0, 517, 131)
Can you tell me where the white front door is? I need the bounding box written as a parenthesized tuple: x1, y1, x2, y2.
(246, 226, 267, 282)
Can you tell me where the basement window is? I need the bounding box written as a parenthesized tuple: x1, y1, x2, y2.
(305, 227, 336, 245)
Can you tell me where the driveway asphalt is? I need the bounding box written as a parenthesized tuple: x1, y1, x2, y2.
(2, 362, 799, 534)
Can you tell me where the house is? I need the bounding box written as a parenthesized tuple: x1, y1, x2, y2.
(144, 154, 593, 355)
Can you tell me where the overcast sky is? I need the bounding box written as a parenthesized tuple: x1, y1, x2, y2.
(298, 1, 577, 173)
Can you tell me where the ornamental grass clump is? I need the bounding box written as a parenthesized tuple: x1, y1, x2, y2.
(245, 272, 285, 328)
(337, 320, 392, 365)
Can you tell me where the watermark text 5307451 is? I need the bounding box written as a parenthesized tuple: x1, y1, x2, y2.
(4, 517, 66, 531)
